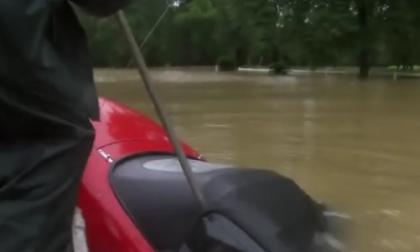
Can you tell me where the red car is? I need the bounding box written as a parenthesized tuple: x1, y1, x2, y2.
(75, 97, 346, 252)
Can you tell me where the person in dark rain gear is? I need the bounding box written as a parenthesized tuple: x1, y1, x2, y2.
(0, 0, 130, 251)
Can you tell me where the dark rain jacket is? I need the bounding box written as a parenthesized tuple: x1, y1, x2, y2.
(0, 0, 129, 131)
(0, 1, 130, 252)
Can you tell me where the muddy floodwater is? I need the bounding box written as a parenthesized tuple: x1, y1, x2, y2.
(95, 68, 420, 252)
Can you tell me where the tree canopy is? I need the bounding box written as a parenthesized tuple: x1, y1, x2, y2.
(77, 0, 420, 79)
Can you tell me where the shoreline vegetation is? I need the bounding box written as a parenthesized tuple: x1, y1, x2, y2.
(78, 1, 420, 81)
(94, 66, 420, 80)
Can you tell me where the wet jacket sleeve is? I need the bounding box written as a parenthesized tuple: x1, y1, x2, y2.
(0, 0, 68, 93)
(0, 0, 100, 120)
(70, 0, 131, 18)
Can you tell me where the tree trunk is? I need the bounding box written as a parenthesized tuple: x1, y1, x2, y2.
(271, 44, 279, 63)
(236, 48, 246, 66)
(357, 1, 370, 80)
(359, 49, 370, 79)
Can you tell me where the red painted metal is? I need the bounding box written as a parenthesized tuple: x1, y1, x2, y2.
(77, 97, 202, 252)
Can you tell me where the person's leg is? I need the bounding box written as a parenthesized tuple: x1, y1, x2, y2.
(0, 113, 95, 252)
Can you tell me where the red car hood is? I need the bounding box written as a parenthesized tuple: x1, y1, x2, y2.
(92, 97, 172, 149)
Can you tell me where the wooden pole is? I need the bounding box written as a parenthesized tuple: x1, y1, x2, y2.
(115, 11, 206, 211)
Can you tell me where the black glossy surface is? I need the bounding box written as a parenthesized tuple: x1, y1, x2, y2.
(109, 154, 324, 252)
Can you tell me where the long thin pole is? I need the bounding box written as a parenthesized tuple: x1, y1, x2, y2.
(115, 10, 206, 211)
(125, 6, 170, 67)
(140, 5, 170, 49)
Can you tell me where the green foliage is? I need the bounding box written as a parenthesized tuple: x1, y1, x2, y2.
(270, 61, 288, 75)
(217, 56, 237, 71)
(76, 0, 420, 78)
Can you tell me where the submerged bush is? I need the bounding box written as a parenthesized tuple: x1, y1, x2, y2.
(217, 56, 237, 72)
(270, 61, 288, 75)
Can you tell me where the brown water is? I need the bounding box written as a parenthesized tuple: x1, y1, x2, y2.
(95, 68, 420, 252)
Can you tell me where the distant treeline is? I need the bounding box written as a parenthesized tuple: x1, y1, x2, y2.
(77, 0, 420, 79)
